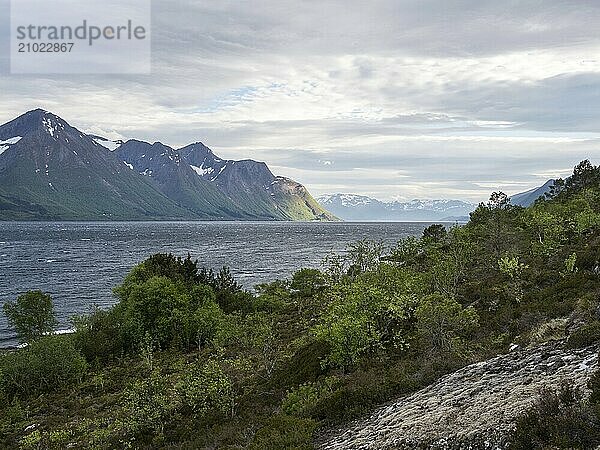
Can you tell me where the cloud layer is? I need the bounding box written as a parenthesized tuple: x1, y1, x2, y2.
(1, 0, 600, 201)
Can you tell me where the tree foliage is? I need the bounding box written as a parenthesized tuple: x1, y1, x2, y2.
(415, 294, 479, 355)
(3, 290, 58, 343)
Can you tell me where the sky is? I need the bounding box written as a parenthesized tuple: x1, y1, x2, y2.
(1, 0, 600, 202)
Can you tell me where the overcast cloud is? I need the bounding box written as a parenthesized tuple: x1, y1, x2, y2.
(1, 0, 600, 201)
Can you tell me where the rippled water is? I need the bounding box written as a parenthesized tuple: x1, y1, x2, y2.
(0, 221, 430, 346)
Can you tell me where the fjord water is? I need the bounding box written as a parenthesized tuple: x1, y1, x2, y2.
(0, 221, 429, 347)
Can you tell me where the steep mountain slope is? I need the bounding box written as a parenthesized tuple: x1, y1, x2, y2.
(318, 194, 475, 221)
(116, 140, 252, 220)
(510, 179, 555, 207)
(178, 142, 337, 221)
(0, 110, 192, 220)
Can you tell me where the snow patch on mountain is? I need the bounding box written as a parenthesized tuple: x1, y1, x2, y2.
(92, 136, 124, 151)
(211, 164, 228, 181)
(190, 164, 215, 177)
(319, 193, 376, 208)
(0, 136, 22, 146)
(0, 136, 22, 155)
(42, 116, 64, 139)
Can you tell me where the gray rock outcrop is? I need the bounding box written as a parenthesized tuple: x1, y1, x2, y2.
(317, 342, 598, 449)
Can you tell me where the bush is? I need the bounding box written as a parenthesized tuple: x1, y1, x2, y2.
(567, 321, 600, 349)
(510, 383, 600, 449)
(282, 376, 341, 417)
(71, 306, 125, 364)
(118, 276, 224, 352)
(415, 294, 479, 355)
(249, 415, 317, 450)
(0, 336, 87, 399)
(110, 254, 248, 354)
(290, 268, 327, 316)
(178, 359, 235, 418)
(121, 371, 176, 441)
(313, 279, 415, 371)
(3, 290, 58, 343)
(254, 280, 291, 312)
(528, 318, 567, 345)
(270, 339, 330, 389)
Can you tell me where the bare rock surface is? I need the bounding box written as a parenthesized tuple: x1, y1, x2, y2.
(317, 342, 598, 449)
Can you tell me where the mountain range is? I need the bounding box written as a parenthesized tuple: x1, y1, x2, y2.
(317, 194, 477, 222)
(0, 110, 336, 221)
(318, 182, 555, 222)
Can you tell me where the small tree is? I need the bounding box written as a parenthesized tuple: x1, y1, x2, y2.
(416, 294, 479, 355)
(498, 256, 528, 279)
(346, 239, 385, 275)
(3, 290, 58, 343)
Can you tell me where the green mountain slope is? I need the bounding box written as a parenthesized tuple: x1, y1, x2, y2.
(0, 110, 195, 220)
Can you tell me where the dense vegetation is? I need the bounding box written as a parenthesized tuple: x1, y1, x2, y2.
(2, 160, 600, 449)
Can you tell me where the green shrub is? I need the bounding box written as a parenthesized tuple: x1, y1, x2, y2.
(18, 428, 76, 450)
(108, 253, 249, 354)
(567, 321, 600, 349)
(249, 415, 317, 450)
(254, 280, 291, 312)
(498, 256, 528, 279)
(178, 359, 235, 418)
(71, 306, 125, 364)
(313, 279, 414, 371)
(528, 318, 567, 345)
(290, 268, 327, 316)
(510, 383, 600, 449)
(118, 276, 224, 352)
(0, 400, 27, 447)
(121, 371, 177, 441)
(282, 376, 341, 417)
(0, 336, 87, 399)
(415, 294, 479, 355)
(270, 339, 330, 389)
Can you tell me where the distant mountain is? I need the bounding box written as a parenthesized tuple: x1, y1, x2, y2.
(318, 194, 475, 222)
(510, 180, 555, 207)
(0, 109, 336, 221)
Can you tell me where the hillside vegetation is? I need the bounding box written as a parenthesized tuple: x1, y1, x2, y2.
(3, 161, 600, 449)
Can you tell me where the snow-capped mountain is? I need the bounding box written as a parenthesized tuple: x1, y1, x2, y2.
(317, 194, 476, 222)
